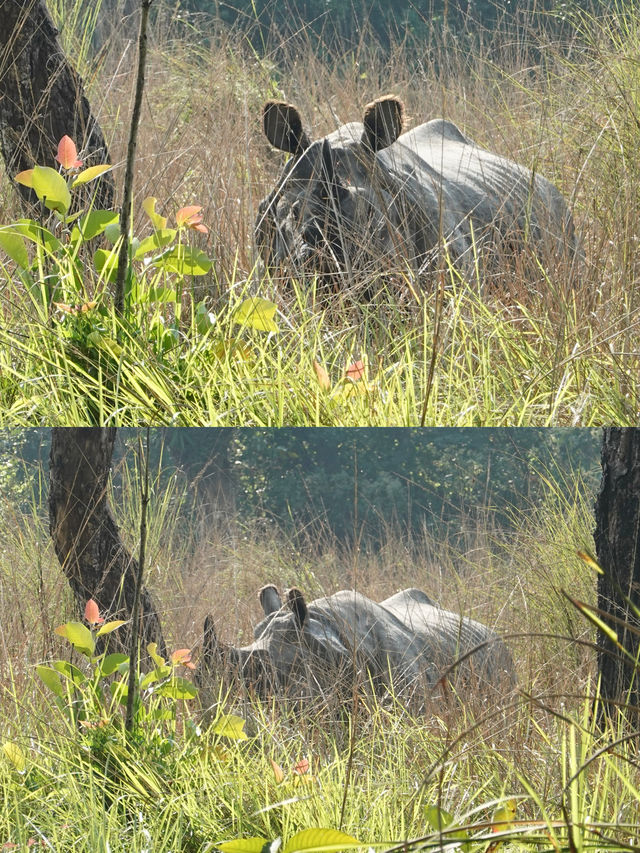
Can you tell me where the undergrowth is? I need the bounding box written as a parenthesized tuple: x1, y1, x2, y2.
(1, 3, 640, 423)
(1, 433, 638, 849)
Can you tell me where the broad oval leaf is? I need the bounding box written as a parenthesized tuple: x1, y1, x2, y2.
(283, 828, 362, 853)
(212, 713, 248, 740)
(31, 165, 71, 214)
(71, 210, 119, 243)
(36, 665, 65, 697)
(0, 229, 29, 268)
(98, 653, 129, 677)
(52, 660, 87, 686)
(56, 136, 82, 169)
(71, 164, 112, 186)
(424, 805, 453, 830)
(84, 599, 103, 626)
(134, 229, 177, 258)
(153, 245, 211, 276)
(93, 248, 119, 283)
(154, 677, 198, 700)
(13, 219, 61, 253)
(217, 838, 270, 853)
(232, 298, 278, 333)
(14, 169, 34, 188)
(96, 619, 127, 637)
(54, 621, 95, 656)
(2, 742, 27, 772)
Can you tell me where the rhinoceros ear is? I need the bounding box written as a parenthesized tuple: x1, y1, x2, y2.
(287, 587, 308, 627)
(263, 101, 311, 154)
(362, 95, 404, 151)
(259, 584, 282, 615)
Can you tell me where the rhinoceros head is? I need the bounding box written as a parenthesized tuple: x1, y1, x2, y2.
(256, 97, 405, 286)
(198, 587, 352, 699)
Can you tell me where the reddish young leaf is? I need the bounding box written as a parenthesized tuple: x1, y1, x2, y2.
(293, 758, 310, 775)
(171, 648, 195, 669)
(345, 360, 366, 382)
(176, 205, 208, 233)
(84, 599, 104, 626)
(56, 135, 83, 169)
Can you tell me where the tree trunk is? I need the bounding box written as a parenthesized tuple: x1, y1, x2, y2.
(0, 0, 114, 210)
(49, 427, 166, 658)
(594, 427, 640, 715)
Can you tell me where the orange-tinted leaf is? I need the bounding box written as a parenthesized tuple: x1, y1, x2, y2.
(14, 169, 34, 188)
(313, 360, 331, 391)
(171, 648, 195, 669)
(56, 136, 83, 169)
(293, 758, 310, 775)
(84, 599, 104, 626)
(345, 360, 366, 382)
(53, 301, 97, 315)
(270, 759, 285, 784)
(79, 717, 109, 729)
(176, 205, 204, 228)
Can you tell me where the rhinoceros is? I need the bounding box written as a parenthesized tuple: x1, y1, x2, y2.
(255, 96, 578, 289)
(197, 585, 515, 703)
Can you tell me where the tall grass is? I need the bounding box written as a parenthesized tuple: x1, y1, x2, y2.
(1, 3, 640, 423)
(2, 437, 639, 848)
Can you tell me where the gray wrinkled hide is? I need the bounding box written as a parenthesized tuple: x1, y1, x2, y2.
(256, 97, 578, 287)
(199, 587, 515, 703)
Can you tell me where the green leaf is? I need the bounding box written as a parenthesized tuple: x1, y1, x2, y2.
(153, 244, 211, 276)
(134, 229, 177, 258)
(232, 298, 279, 333)
(217, 838, 270, 853)
(71, 210, 119, 243)
(0, 229, 29, 268)
(31, 165, 71, 214)
(36, 665, 65, 697)
(143, 196, 168, 230)
(424, 805, 470, 851)
(54, 621, 95, 656)
(2, 742, 27, 772)
(424, 805, 453, 829)
(195, 300, 216, 334)
(147, 642, 166, 668)
(52, 660, 87, 686)
(154, 677, 198, 700)
(96, 619, 127, 637)
(71, 164, 113, 186)
(145, 286, 178, 303)
(283, 829, 362, 853)
(212, 714, 248, 740)
(99, 653, 129, 676)
(93, 248, 119, 284)
(111, 679, 128, 705)
(13, 220, 61, 253)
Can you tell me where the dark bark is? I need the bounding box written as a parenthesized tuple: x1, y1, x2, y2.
(0, 0, 114, 210)
(49, 427, 166, 658)
(594, 427, 640, 714)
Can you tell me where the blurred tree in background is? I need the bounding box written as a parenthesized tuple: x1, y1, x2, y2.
(1, 429, 600, 548)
